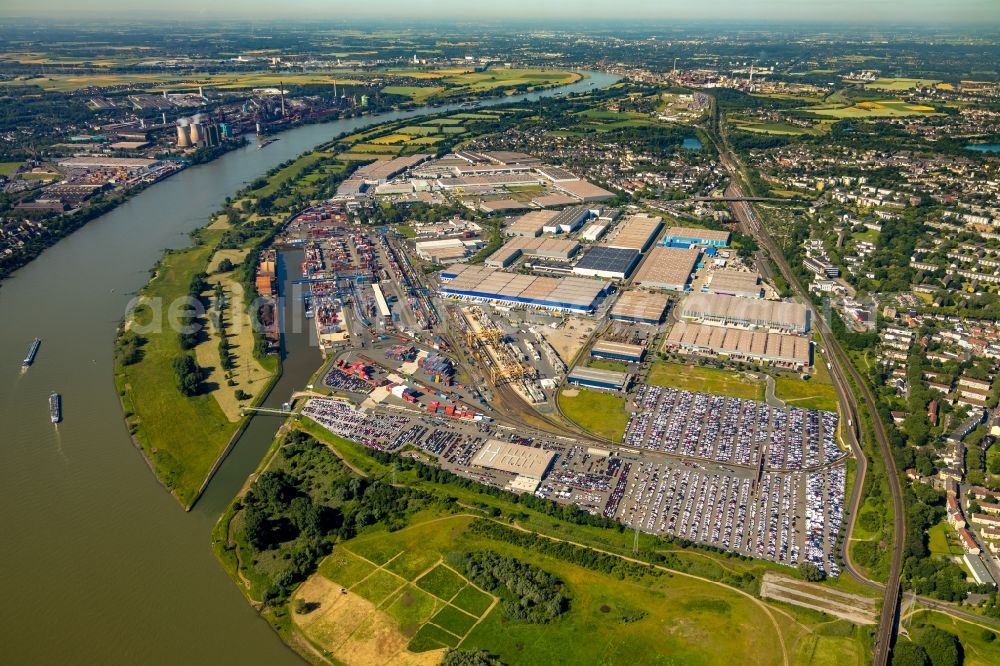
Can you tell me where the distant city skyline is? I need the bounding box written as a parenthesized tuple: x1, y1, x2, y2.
(1, 0, 998, 24)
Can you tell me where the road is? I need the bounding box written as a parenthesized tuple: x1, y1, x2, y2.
(709, 109, 906, 666)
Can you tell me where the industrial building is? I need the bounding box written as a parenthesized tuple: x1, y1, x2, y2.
(543, 205, 592, 234)
(580, 223, 609, 242)
(572, 246, 642, 280)
(485, 237, 580, 269)
(680, 292, 810, 334)
(472, 439, 556, 481)
(632, 246, 701, 291)
(439, 264, 608, 314)
(591, 339, 646, 363)
(964, 553, 997, 587)
(703, 270, 763, 299)
(552, 178, 615, 202)
(567, 366, 630, 392)
(660, 226, 731, 248)
(505, 210, 560, 237)
(602, 213, 663, 252)
(414, 238, 479, 264)
(609, 290, 671, 325)
(665, 321, 811, 368)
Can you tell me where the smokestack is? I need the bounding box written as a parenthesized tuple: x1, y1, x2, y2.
(280, 82, 286, 117)
(163, 89, 168, 99)
(199, 85, 204, 98)
(162, 112, 167, 125)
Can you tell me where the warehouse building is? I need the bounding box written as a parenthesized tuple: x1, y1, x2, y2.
(632, 246, 701, 291)
(680, 292, 810, 333)
(505, 210, 560, 237)
(703, 270, 763, 299)
(660, 226, 731, 248)
(553, 178, 616, 202)
(567, 366, 630, 392)
(572, 246, 642, 280)
(414, 238, 480, 264)
(485, 237, 580, 268)
(609, 290, 671, 325)
(591, 339, 646, 363)
(665, 321, 811, 368)
(543, 205, 593, 234)
(439, 264, 608, 314)
(602, 213, 663, 252)
(472, 439, 556, 481)
(580, 223, 609, 242)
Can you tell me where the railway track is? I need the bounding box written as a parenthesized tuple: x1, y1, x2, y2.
(709, 112, 905, 665)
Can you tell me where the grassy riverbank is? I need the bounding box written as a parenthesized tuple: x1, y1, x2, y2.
(114, 221, 279, 508)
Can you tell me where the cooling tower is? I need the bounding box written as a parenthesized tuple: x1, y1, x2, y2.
(176, 117, 192, 148)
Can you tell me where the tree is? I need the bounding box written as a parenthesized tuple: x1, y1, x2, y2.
(798, 562, 826, 582)
(242, 504, 269, 550)
(172, 353, 202, 396)
(217, 258, 235, 273)
(914, 626, 961, 666)
(441, 649, 504, 666)
(892, 641, 930, 666)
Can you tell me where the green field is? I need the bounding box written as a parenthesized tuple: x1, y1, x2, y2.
(772, 376, 840, 412)
(0, 161, 21, 176)
(904, 610, 1000, 666)
(298, 514, 791, 665)
(733, 121, 814, 136)
(647, 362, 765, 400)
(115, 229, 235, 508)
(558, 388, 629, 442)
(803, 99, 941, 118)
(862, 77, 942, 91)
(381, 85, 444, 102)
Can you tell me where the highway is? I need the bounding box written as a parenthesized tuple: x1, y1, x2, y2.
(709, 114, 906, 666)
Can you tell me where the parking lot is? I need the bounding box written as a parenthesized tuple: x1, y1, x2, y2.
(301, 380, 848, 575)
(623, 384, 845, 470)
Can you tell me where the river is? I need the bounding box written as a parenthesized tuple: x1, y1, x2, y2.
(0, 71, 618, 665)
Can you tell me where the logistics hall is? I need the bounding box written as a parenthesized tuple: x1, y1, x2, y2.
(439, 264, 609, 314)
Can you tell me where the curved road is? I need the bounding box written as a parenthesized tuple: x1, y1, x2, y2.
(708, 110, 905, 665)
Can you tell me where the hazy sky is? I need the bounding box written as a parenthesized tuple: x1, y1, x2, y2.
(1, 0, 998, 24)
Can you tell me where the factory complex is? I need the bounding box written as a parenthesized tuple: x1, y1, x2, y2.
(336, 150, 614, 208)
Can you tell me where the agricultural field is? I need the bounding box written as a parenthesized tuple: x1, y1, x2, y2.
(861, 77, 942, 91)
(293, 514, 796, 666)
(557, 388, 629, 442)
(382, 85, 445, 103)
(732, 119, 827, 136)
(3, 71, 366, 93)
(646, 361, 765, 401)
(0, 161, 22, 176)
(802, 99, 941, 118)
(437, 68, 581, 97)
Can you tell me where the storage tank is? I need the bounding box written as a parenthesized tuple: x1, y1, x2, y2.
(175, 118, 192, 148)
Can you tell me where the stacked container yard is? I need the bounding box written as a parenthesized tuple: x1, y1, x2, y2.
(419, 352, 454, 384)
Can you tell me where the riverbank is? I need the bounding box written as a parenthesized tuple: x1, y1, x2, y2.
(0, 138, 247, 286)
(114, 224, 282, 508)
